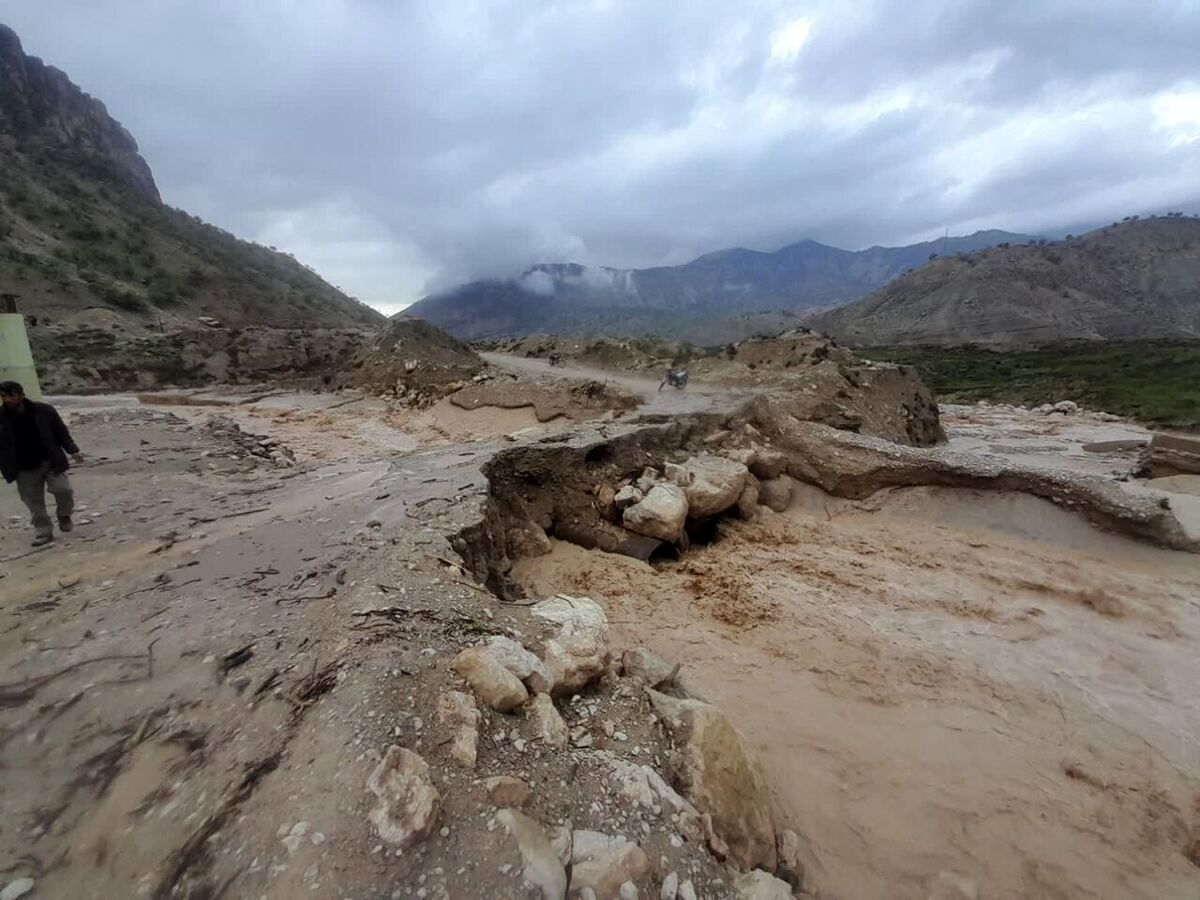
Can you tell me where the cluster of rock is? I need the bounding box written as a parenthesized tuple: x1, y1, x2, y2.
(202, 415, 296, 467)
(599, 444, 795, 548)
(365, 595, 804, 898)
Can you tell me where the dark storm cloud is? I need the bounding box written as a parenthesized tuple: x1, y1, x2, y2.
(3, 0, 1198, 309)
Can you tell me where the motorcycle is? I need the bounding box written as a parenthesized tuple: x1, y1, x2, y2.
(659, 369, 688, 391)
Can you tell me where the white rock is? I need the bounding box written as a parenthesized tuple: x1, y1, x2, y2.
(367, 747, 440, 846)
(660, 872, 679, 900)
(679, 454, 749, 518)
(733, 869, 793, 899)
(487, 635, 553, 694)
(663, 462, 693, 486)
(1, 879, 35, 900)
(535, 596, 611, 697)
(570, 830, 650, 900)
(452, 646, 529, 712)
(619, 882, 640, 900)
(677, 881, 697, 900)
(614, 485, 644, 510)
(437, 690, 480, 769)
(609, 759, 657, 810)
(497, 808, 569, 900)
(1051, 400, 1079, 414)
(532, 595, 609, 631)
(623, 484, 689, 542)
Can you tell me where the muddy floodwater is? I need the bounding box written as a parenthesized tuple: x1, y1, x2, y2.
(517, 433, 1200, 899)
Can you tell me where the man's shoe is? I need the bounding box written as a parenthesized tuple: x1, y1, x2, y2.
(58, 516, 74, 533)
(31, 533, 54, 547)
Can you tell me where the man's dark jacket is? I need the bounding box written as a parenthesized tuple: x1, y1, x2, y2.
(0, 400, 79, 483)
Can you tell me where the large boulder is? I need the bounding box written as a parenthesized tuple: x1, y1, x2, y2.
(570, 830, 650, 899)
(453, 646, 530, 712)
(533, 596, 611, 696)
(366, 747, 440, 846)
(679, 455, 750, 518)
(623, 484, 689, 542)
(647, 691, 777, 871)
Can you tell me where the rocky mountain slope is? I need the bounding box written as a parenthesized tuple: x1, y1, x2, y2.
(406, 231, 1031, 343)
(0, 23, 383, 329)
(810, 216, 1200, 347)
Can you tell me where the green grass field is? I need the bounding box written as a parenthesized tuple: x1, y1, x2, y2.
(857, 342, 1200, 430)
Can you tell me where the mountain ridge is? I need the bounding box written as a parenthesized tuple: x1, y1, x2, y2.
(808, 216, 1200, 347)
(0, 23, 383, 330)
(406, 229, 1032, 343)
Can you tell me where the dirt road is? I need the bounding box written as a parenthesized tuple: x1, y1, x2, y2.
(481, 351, 748, 416)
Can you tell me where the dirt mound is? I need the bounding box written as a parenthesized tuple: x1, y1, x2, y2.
(338, 316, 483, 401)
(482, 335, 689, 372)
(449, 378, 637, 423)
(31, 325, 371, 393)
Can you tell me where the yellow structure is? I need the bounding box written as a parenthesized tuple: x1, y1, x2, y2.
(0, 311, 42, 399)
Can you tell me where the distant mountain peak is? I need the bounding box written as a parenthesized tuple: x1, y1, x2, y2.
(407, 229, 1033, 343)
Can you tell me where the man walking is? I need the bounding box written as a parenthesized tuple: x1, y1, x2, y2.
(0, 382, 82, 546)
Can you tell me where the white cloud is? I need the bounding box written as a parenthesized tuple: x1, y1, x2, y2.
(768, 16, 812, 65)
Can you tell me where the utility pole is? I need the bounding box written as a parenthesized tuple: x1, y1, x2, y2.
(0, 293, 44, 398)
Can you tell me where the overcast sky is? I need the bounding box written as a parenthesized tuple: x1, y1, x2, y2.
(4, 1, 1199, 312)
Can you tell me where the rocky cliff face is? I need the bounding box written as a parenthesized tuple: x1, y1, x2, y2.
(0, 23, 383, 331)
(0, 24, 159, 202)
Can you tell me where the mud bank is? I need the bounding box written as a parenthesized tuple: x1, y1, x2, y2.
(452, 400, 1198, 601)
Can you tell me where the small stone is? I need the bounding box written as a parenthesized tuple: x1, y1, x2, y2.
(453, 647, 529, 712)
(614, 485, 644, 510)
(1, 879, 35, 900)
(621, 648, 679, 688)
(367, 746, 440, 846)
(281, 821, 309, 855)
(497, 809, 568, 900)
(437, 691, 480, 769)
(486, 635, 553, 694)
(677, 881, 697, 900)
(733, 869, 793, 899)
(623, 484, 688, 543)
(619, 882, 639, 900)
(528, 693, 569, 748)
(571, 830, 650, 900)
(485, 775, 532, 808)
(660, 872, 679, 900)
